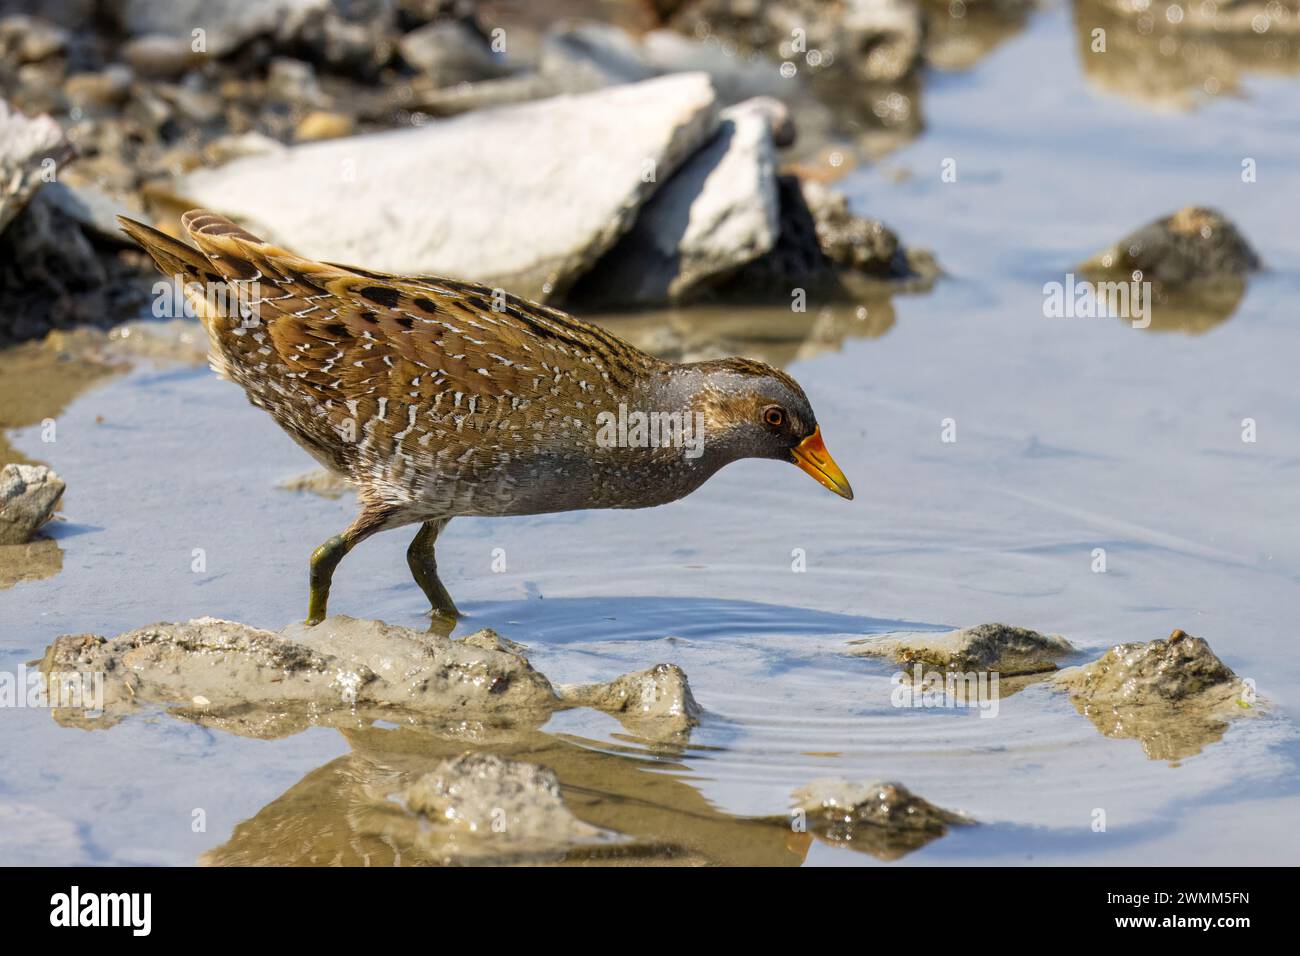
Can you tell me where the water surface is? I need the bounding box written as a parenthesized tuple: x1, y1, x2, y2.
(3, 4, 1300, 865)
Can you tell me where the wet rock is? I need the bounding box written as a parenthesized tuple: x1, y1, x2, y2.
(0, 100, 71, 235)
(711, 173, 936, 301)
(398, 19, 511, 86)
(40, 615, 706, 744)
(848, 622, 1075, 676)
(0, 464, 65, 545)
(559, 663, 702, 738)
(1080, 207, 1261, 288)
(801, 179, 907, 276)
(116, 0, 329, 57)
(40, 616, 560, 730)
(294, 109, 355, 141)
(1052, 628, 1255, 761)
(571, 98, 779, 306)
(0, 15, 67, 64)
(276, 467, 354, 499)
(395, 753, 614, 862)
(783, 779, 972, 860)
(170, 72, 720, 301)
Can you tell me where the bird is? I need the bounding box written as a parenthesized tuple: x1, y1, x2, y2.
(118, 210, 854, 626)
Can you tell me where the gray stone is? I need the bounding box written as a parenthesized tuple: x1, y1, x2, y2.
(848, 622, 1075, 676)
(116, 0, 328, 57)
(0, 463, 65, 545)
(266, 57, 327, 108)
(170, 73, 720, 301)
(0, 15, 68, 63)
(398, 20, 511, 86)
(572, 99, 778, 305)
(120, 33, 201, 79)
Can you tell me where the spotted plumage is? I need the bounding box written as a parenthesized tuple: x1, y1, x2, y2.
(120, 210, 853, 624)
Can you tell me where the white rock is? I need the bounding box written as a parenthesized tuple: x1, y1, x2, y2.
(573, 98, 778, 305)
(172, 73, 720, 301)
(0, 100, 70, 235)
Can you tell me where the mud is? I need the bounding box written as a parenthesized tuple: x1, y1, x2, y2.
(847, 622, 1076, 676)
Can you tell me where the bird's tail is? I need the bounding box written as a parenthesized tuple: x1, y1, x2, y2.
(117, 215, 215, 288)
(118, 212, 270, 377)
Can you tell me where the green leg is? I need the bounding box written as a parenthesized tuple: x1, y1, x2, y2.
(407, 518, 460, 624)
(306, 533, 353, 625)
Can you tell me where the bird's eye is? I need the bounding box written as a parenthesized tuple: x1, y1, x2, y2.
(763, 406, 785, 428)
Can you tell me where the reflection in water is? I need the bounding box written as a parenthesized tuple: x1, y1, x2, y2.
(924, 0, 1038, 72)
(39, 597, 970, 865)
(1072, 0, 1300, 110)
(196, 721, 966, 865)
(1138, 281, 1248, 333)
(588, 299, 896, 367)
(0, 537, 62, 589)
(199, 723, 812, 866)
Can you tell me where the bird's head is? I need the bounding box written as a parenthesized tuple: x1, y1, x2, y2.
(676, 357, 854, 500)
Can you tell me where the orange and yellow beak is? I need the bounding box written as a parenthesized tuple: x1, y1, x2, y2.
(790, 427, 854, 500)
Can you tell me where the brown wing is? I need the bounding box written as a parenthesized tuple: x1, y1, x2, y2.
(128, 210, 661, 492)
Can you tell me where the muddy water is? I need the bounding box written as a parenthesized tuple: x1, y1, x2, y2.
(4, 5, 1300, 865)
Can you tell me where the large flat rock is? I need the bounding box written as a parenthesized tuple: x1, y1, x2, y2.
(170, 73, 720, 301)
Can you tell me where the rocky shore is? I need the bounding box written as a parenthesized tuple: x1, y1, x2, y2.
(30, 612, 1263, 862)
(0, 0, 973, 345)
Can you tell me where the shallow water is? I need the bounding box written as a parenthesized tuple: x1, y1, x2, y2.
(4, 4, 1300, 864)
